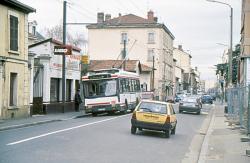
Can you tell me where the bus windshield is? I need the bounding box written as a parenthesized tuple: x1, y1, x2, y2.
(83, 79, 117, 98)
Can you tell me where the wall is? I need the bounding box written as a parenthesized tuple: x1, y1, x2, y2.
(0, 4, 30, 119)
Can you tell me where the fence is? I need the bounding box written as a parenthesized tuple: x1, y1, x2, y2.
(226, 85, 250, 134)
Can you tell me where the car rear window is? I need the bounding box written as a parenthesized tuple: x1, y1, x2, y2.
(138, 102, 167, 114)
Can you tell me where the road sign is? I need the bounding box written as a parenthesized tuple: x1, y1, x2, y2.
(54, 45, 72, 55)
(81, 55, 89, 64)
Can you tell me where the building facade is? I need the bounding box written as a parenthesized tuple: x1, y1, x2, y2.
(240, 0, 250, 86)
(173, 45, 192, 93)
(0, 0, 35, 119)
(29, 38, 82, 114)
(87, 11, 175, 101)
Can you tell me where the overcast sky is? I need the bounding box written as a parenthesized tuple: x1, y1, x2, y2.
(19, 0, 242, 81)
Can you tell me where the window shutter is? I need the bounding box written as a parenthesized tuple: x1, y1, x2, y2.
(10, 15, 18, 51)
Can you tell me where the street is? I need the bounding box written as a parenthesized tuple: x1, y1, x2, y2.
(0, 104, 213, 163)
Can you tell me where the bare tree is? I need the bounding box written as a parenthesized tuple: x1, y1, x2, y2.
(43, 24, 87, 48)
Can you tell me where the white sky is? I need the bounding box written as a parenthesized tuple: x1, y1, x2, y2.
(19, 0, 242, 81)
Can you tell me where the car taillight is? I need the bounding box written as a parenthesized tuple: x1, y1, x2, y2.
(132, 112, 137, 120)
(165, 115, 170, 124)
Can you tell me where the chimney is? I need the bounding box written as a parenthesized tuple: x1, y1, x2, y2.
(147, 10, 154, 22)
(97, 12, 104, 24)
(119, 13, 122, 17)
(105, 14, 111, 21)
(153, 17, 158, 23)
(178, 45, 183, 51)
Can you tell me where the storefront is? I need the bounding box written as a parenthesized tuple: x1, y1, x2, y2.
(29, 38, 81, 114)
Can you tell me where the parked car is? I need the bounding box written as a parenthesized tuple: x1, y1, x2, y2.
(201, 95, 213, 104)
(131, 100, 177, 138)
(175, 95, 182, 102)
(179, 96, 202, 114)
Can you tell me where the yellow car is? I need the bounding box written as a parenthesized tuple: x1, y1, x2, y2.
(131, 100, 177, 138)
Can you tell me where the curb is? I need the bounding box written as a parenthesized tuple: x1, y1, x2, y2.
(0, 119, 62, 132)
(0, 113, 91, 132)
(197, 107, 216, 163)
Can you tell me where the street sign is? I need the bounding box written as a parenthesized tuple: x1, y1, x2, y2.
(81, 55, 89, 64)
(54, 45, 72, 55)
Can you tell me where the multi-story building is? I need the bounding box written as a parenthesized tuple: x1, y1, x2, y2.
(173, 45, 192, 93)
(0, 0, 35, 119)
(87, 11, 175, 101)
(240, 0, 250, 86)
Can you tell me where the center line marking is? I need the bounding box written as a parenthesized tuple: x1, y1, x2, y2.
(7, 114, 130, 146)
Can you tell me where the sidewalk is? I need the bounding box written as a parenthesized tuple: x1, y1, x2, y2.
(199, 103, 250, 163)
(0, 110, 89, 131)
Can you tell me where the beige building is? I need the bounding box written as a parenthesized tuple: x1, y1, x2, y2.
(87, 11, 175, 100)
(173, 45, 192, 93)
(0, 0, 35, 119)
(240, 0, 250, 86)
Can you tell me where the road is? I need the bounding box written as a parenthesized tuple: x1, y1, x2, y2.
(0, 104, 213, 163)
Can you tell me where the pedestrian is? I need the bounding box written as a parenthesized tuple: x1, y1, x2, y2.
(74, 89, 82, 112)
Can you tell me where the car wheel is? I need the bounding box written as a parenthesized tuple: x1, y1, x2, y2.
(179, 110, 182, 113)
(171, 126, 176, 135)
(196, 111, 201, 115)
(131, 126, 137, 134)
(92, 113, 97, 117)
(165, 130, 171, 138)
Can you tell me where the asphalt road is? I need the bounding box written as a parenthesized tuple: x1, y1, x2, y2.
(0, 104, 213, 163)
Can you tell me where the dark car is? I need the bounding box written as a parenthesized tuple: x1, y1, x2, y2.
(201, 95, 213, 104)
(179, 96, 202, 115)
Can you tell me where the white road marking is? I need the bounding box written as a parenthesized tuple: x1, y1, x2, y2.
(7, 114, 130, 146)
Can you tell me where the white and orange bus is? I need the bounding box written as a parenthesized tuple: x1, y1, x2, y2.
(82, 69, 141, 116)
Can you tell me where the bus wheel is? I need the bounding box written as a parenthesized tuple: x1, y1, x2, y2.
(125, 99, 128, 110)
(92, 113, 97, 117)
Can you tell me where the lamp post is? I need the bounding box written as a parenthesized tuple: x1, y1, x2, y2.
(206, 0, 233, 86)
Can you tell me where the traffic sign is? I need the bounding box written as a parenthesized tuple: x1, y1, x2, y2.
(81, 55, 89, 64)
(54, 45, 72, 55)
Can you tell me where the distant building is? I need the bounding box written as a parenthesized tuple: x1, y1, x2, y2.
(88, 60, 152, 92)
(87, 11, 175, 101)
(29, 38, 81, 114)
(239, 0, 250, 86)
(28, 20, 45, 45)
(173, 45, 192, 93)
(0, 0, 35, 119)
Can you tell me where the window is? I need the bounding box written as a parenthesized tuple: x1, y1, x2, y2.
(9, 15, 18, 51)
(147, 49, 154, 62)
(32, 26, 36, 35)
(50, 78, 60, 102)
(121, 33, 128, 43)
(148, 32, 155, 43)
(10, 73, 17, 106)
(66, 79, 72, 101)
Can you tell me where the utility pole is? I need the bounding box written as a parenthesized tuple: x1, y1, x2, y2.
(152, 55, 155, 91)
(62, 0, 67, 113)
(122, 40, 126, 70)
(229, 7, 233, 86)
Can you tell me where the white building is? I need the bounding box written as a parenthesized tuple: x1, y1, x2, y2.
(29, 38, 81, 113)
(87, 11, 175, 101)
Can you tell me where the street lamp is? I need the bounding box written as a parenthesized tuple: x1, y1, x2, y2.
(206, 0, 233, 86)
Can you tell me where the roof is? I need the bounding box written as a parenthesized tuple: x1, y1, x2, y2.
(29, 38, 81, 52)
(88, 60, 152, 72)
(87, 14, 175, 40)
(0, 0, 36, 13)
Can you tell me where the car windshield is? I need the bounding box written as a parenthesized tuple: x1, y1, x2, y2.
(138, 102, 167, 114)
(203, 95, 212, 99)
(83, 79, 117, 98)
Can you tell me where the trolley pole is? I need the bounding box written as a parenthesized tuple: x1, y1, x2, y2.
(62, 0, 67, 113)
